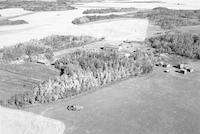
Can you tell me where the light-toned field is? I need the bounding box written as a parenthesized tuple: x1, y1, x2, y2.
(0, 8, 148, 47)
(0, 0, 199, 48)
(0, 106, 65, 134)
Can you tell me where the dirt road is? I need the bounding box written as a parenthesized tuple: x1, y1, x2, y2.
(26, 65, 200, 134)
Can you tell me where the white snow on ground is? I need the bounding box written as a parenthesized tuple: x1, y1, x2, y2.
(0, 106, 65, 134)
(0, 0, 199, 47)
(78, 19, 149, 41)
(0, 8, 148, 47)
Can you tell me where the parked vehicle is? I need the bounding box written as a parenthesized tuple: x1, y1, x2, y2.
(67, 105, 84, 111)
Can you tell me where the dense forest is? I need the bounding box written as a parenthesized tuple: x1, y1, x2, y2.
(131, 7, 200, 29)
(4, 49, 154, 107)
(83, 7, 137, 14)
(147, 31, 200, 59)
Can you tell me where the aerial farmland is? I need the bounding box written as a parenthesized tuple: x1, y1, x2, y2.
(1, 0, 200, 134)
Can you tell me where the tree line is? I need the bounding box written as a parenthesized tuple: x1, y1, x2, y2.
(132, 7, 200, 29)
(147, 31, 200, 59)
(0, 35, 97, 62)
(4, 49, 154, 107)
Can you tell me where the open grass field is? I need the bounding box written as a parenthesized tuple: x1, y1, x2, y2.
(26, 56, 200, 134)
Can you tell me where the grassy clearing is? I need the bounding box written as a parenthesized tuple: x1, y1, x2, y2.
(147, 31, 200, 59)
(83, 7, 137, 14)
(0, 19, 28, 26)
(4, 49, 154, 107)
(130, 7, 200, 29)
(0, 1, 75, 11)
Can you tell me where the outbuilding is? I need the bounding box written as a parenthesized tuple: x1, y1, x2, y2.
(180, 69, 187, 75)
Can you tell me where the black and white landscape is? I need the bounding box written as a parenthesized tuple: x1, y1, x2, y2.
(0, 0, 200, 134)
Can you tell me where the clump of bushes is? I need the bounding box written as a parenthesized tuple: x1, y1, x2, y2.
(1, 40, 53, 61)
(147, 31, 200, 59)
(0, 35, 98, 62)
(0, 19, 28, 26)
(0, 1, 75, 11)
(132, 7, 200, 29)
(6, 49, 154, 106)
(83, 7, 137, 14)
(72, 14, 128, 24)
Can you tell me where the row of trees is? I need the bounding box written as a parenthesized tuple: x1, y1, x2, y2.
(0, 1, 75, 11)
(72, 14, 127, 24)
(5, 49, 154, 107)
(147, 31, 200, 59)
(73, 7, 200, 28)
(0, 35, 97, 61)
(83, 7, 137, 14)
(0, 19, 28, 26)
(132, 7, 200, 29)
